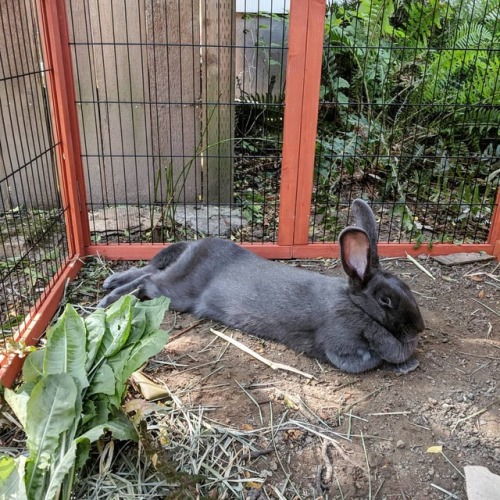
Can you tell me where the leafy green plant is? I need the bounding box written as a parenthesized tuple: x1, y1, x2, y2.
(314, 0, 499, 244)
(0, 295, 170, 500)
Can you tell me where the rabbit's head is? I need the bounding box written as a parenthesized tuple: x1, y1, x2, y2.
(339, 200, 425, 342)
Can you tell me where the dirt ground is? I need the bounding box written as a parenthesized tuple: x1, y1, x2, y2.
(117, 254, 500, 499)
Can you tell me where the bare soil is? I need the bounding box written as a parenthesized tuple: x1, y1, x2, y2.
(132, 255, 500, 499)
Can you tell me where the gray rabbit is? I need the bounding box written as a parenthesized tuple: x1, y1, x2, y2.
(98, 199, 424, 374)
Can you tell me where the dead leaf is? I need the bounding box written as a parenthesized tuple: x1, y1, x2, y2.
(284, 429, 303, 442)
(245, 482, 262, 489)
(131, 371, 168, 400)
(283, 395, 300, 410)
(426, 445, 443, 453)
(469, 275, 485, 282)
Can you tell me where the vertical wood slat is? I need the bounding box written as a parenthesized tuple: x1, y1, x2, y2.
(278, 0, 325, 247)
(0, 0, 57, 209)
(37, 0, 90, 253)
(147, 0, 201, 206)
(202, 0, 235, 204)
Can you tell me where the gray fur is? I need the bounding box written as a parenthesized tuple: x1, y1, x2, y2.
(98, 199, 425, 374)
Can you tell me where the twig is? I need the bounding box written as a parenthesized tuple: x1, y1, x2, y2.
(361, 431, 372, 500)
(456, 351, 500, 361)
(430, 483, 459, 499)
(341, 387, 384, 415)
(451, 399, 499, 432)
(440, 451, 465, 479)
(235, 380, 264, 425)
(239, 448, 274, 461)
(373, 478, 385, 500)
(170, 320, 205, 340)
(408, 421, 431, 431)
(369, 411, 411, 416)
(210, 328, 315, 380)
(406, 253, 435, 280)
(469, 298, 500, 318)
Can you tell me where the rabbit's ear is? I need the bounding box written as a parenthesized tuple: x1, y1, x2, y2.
(339, 228, 373, 287)
(351, 199, 380, 269)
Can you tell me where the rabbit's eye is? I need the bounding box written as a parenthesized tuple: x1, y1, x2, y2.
(379, 296, 392, 308)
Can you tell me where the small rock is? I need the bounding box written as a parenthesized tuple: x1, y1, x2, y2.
(428, 397, 438, 405)
(396, 440, 406, 449)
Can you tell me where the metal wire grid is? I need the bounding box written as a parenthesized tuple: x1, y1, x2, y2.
(67, 0, 287, 245)
(0, 0, 70, 345)
(311, 0, 500, 245)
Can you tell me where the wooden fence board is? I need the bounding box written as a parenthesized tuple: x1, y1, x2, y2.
(0, 0, 57, 209)
(202, 0, 235, 204)
(146, 0, 202, 206)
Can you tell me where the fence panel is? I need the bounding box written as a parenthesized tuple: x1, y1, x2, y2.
(0, 0, 83, 386)
(310, 0, 500, 253)
(66, 0, 289, 247)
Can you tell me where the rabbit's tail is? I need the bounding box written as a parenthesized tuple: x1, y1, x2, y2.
(150, 241, 189, 270)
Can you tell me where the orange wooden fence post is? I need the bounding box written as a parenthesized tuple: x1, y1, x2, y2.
(488, 187, 500, 260)
(37, 0, 90, 255)
(278, 0, 326, 251)
(0, 0, 91, 387)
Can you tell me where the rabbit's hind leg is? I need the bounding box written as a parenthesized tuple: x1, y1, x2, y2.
(98, 273, 155, 308)
(102, 265, 155, 291)
(385, 357, 419, 374)
(326, 348, 383, 374)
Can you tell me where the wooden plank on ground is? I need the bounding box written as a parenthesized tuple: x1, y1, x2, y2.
(432, 252, 495, 266)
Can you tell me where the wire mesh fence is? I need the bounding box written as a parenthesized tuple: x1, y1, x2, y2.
(311, 0, 500, 246)
(1, 0, 499, 362)
(67, 0, 288, 245)
(0, 0, 71, 347)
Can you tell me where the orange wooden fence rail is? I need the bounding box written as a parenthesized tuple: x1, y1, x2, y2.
(1, 0, 499, 387)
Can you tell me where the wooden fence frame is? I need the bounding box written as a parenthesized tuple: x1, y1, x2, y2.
(1, 0, 499, 386)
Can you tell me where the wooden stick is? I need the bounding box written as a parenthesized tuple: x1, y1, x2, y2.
(210, 328, 315, 380)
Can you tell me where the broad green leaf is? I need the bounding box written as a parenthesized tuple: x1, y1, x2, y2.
(4, 388, 29, 429)
(88, 363, 115, 396)
(25, 374, 77, 498)
(0, 456, 15, 482)
(135, 297, 170, 335)
(107, 327, 169, 407)
(80, 395, 111, 435)
(0, 455, 27, 500)
(98, 296, 134, 359)
(22, 350, 44, 384)
(124, 307, 147, 347)
(43, 305, 89, 391)
(74, 438, 91, 472)
(84, 308, 107, 371)
(80, 414, 138, 443)
(81, 400, 96, 428)
(126, 328, 170, 381)
(105, 344, 135, 403)
(44, 441, 77, 500)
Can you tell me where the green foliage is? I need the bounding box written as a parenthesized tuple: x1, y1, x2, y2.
(315, 0, 499, 241)
(1, 296, 170, 500)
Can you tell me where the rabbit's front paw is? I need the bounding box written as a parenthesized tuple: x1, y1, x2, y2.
(389, 357, 419, 374)
(97, 294, 116, 308)
(102, 272, 127, 290)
